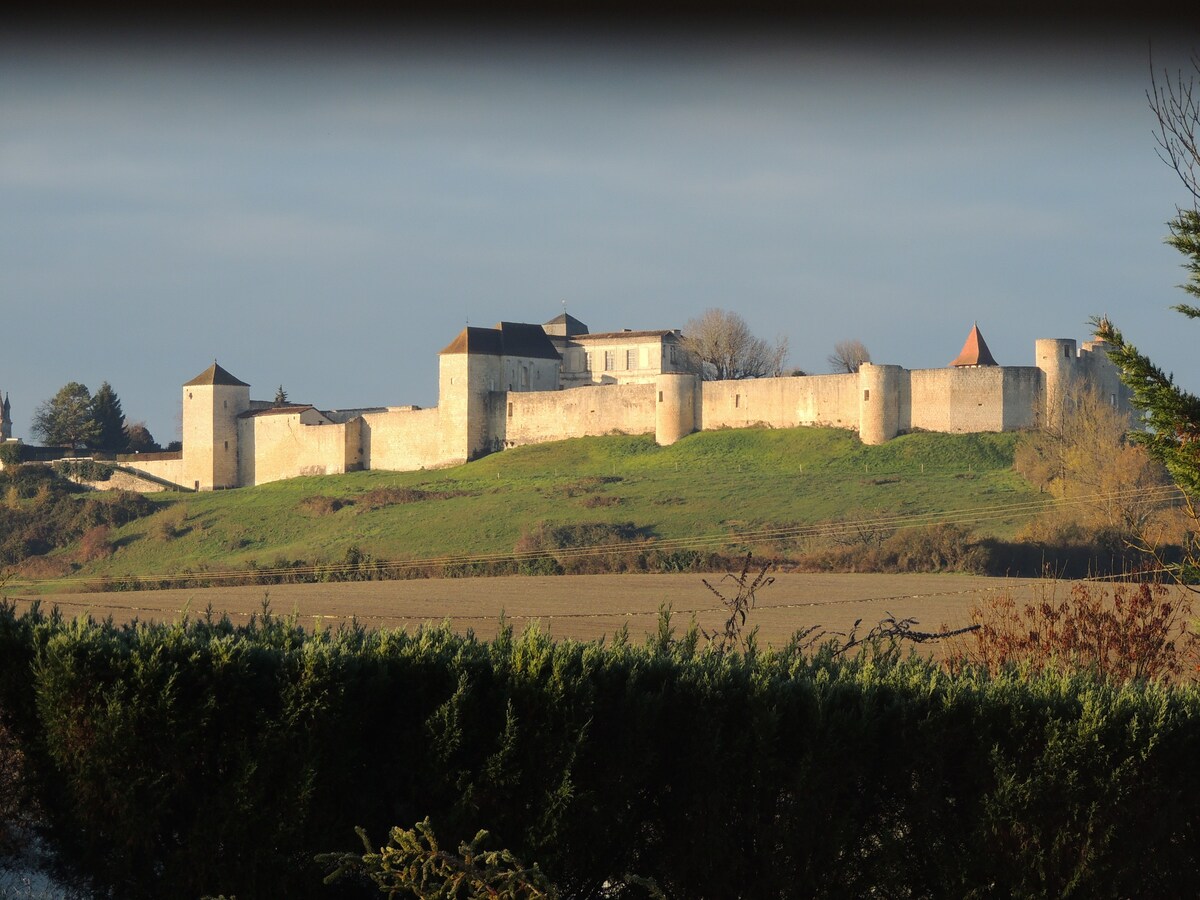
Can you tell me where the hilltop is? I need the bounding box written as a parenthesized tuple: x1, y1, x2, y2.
(6, 426, 1050, 591)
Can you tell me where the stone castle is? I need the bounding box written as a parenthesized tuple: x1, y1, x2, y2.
(4, 316, 1133, 491)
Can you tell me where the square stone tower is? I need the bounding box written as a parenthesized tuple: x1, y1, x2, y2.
(182, 363, 250, 490)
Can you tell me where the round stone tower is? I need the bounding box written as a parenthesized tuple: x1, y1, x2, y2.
(858, 363, 902, 445)
(1035, 338, 1077, 431)
(654, 373, 698, 446)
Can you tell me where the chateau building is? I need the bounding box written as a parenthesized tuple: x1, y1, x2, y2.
(2, 317, 1134, 491)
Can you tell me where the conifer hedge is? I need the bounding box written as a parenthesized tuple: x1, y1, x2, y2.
(2, 600, 1200, 898)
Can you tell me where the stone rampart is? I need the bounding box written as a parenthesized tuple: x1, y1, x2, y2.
(237, 411, 357, 487)
(491, 382, 657, 449)
(700, 373, 859, 432)
(124, 455, 190, 490)
(360, 407, 450, 472)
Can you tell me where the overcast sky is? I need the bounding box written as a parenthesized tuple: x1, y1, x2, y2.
(2, 21, 1197, 444)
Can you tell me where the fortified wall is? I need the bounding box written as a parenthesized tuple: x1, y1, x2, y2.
(67, 319, 1133, 491)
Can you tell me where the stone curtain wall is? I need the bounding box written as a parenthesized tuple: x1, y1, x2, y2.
(701, 373, 859, 433)
(360, 407, 448, 472)
(493, 382, 657, 449)
(122, 455, 190, 490)
(237, 411, 358, 487)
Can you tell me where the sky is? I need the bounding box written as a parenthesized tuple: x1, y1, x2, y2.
(2, 18, 1198, 445)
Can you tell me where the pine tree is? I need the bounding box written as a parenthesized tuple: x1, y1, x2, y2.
(90, 381, 128, 453)
(274, 385, 289, 407)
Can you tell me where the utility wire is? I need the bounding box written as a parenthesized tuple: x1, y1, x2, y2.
(5, 482, 1187, 592)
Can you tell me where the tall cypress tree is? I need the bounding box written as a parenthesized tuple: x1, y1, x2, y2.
(90, 382, 128, 453)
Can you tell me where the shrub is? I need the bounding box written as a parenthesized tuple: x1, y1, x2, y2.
(75, 526, 114, 564)
(296, 495, 347, 517)
(4, 604, 1200, 898)
(356, 486, 463, 511)
(946, 580, 1197, 681)
(51, 459, 114, 483)
(0, 443, 23, 466)
(514, 521, 649, 574)
(150, 507, 188, 542)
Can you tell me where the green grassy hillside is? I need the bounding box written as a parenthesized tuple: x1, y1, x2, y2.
(17, 426, 1040, 587)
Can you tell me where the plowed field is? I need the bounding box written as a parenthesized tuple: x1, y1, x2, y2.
(6, 573, 1073, 655)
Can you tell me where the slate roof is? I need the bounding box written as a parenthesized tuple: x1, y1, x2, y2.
(184, 362, 250, 387)
(440, 322, 561, 360)
(543, 312, 590, 336)
(949, 323, 999, 367)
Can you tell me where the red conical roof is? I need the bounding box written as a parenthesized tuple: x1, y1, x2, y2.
(949, 323, 998, 367)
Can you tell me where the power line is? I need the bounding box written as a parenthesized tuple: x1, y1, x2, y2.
(5, 482, 1187, 592)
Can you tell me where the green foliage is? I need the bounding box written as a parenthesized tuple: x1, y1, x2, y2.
(1095, 312, 1200, 499)
(31, 382, 98, 449)
(89, 382, 127, 454)
(321, 819, 557, 898)
(2, 601, 1200, 898)
(0, 466, 154, 566)
(0, 442, 23, 465)
(51, 459, 114, 483)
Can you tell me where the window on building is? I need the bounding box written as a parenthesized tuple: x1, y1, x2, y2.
(626, 349, 636, 370)
(658, 391, 664, 402)
(586, 352, 593, 372)
(507, 402, 513, 418)
(1064, 346, 1070, 358)
(669, 345, 677, 365)
(735, 394, 740, 408)
(604, 351, 615, 371)
(224, 440, 228, 450)
(864, 389, 870, 401)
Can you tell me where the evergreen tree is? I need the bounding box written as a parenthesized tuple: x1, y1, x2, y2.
(90, 381, 128, 453)
(1093, 54, 1200, 499)
(31, 382, 98, 449)
(274, 385, 289, 406)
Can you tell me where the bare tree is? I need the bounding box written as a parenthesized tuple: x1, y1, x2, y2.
(1150, 51, 1200, 206)
(680, 308, 788, 381)
(1014, 384, 1173, 535)
(827, 339, 871, 374)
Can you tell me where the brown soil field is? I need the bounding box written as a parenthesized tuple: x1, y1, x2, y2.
(3, 572, 1131, 657)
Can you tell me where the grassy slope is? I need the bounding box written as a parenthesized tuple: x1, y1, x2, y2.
(54, 426, 1035, 582)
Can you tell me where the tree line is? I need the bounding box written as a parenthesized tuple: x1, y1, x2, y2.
(30, 381, 164, 454)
